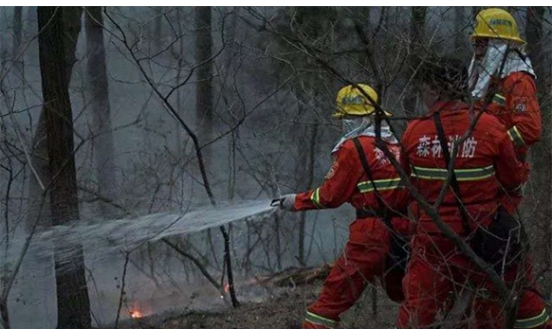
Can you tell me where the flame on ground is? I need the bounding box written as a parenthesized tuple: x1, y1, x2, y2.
(130, 310, 143, 319)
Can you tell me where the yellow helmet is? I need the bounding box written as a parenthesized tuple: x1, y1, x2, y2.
(470, 8, 525, 44)
(332, 84, 392, 119)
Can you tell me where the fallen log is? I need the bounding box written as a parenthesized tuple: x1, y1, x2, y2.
(242, 263, 335, 288)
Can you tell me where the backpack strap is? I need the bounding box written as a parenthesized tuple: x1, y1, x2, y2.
(432, 113, 471, 235)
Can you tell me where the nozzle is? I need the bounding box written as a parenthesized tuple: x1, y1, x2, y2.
(270, 198, 282, 207)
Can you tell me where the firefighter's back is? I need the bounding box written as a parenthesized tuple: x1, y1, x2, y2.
(403, 101, 526, 234)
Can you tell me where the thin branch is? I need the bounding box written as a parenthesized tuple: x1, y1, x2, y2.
(103, 8, 217, 205)
(114, 251, 130, 328)
(161, 238, 221, 291)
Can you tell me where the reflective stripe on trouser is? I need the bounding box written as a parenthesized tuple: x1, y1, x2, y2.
(492, 94, 506, 106)
(507, 126, 526, 148)
(304, 311, 337, 328)
(310, 188, 325, 209)
(357, 177, 403, 193)
(398, 234, 549, 328)
(411, 165, 495, 181)
(515, 309, 550, 328)
(470, 238, 549, 328)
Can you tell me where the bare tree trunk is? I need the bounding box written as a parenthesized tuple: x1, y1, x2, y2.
(402, 6, 426, 116)
(195, 6, 213, 123)
(526, 7, 545, 86)
(85, 7, 117, 216)
(37, 6, 90, 328)
(154, 6, 163, 50)
(175, 7, 184, 154)
(24, 104, 50, 232)
(0, 8, 24, 327)
(25, 7, 82, 232)
(471, 6, 481, 19)
(452, 7, 473, 61)
(526, 6, 551, 298)
(352, 7, 387, 96)
(298, 122, 318, 266)
(352, 7, 370, 74)
(0, 8, 6, 61)
(195, 6, 217, 288)
(12, 7, 22, 64)
(6, 6, 24, 99)
(454, 7, 463, 52)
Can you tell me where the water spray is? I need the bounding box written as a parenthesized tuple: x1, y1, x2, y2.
(5, 199, 278, 278)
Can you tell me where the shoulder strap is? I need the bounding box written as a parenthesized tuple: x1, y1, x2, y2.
(352, 137, 392, 227)
(432, 113, 471, 235)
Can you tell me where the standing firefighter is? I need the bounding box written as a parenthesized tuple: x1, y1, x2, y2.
(468, 8, 550, 328)
(469, 7, 542, 212)
(397, 57, 550, 328)
(273, 84, 410, 329)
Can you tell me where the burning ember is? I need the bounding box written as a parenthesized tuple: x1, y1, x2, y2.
(220, 283, 231, 299)
(130, 310, 143, 319)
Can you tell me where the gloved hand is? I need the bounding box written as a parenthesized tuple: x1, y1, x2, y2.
(271, 194, 297, 211)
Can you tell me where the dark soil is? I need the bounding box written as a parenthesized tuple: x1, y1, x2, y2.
(125, 282, 399, 329)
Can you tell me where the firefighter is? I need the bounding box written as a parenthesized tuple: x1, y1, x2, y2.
(274, 84, 411, 329)
(468, 7, 541, 211)
(468, 8, 549, 328)
(397, 57, 550, 328)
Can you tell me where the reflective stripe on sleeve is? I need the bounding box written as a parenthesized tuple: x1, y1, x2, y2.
(493, 93, 506, 106)
(507, 126, 526, 148)
(310, 188, 325, 209)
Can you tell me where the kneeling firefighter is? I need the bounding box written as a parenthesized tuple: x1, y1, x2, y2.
(273, 84, 411, 329)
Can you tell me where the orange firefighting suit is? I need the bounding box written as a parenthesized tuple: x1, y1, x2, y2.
(485, 72, 541, 161)
(398, 100, 550, 328)
(478, 71, 549, 328)
(291, 135, 410, 329)
(482, 71, 542, 213)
